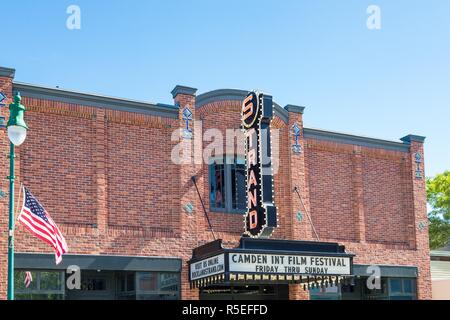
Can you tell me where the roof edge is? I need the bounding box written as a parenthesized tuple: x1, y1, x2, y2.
(196, 89, 288, 123)
(304, 127, 411, 152)
(171, 85, 198, 98)
(13, 81, 179, 119)
(0, 66, 15, 78)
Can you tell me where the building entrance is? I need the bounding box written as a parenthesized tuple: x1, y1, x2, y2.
(200, 284, 288, 300)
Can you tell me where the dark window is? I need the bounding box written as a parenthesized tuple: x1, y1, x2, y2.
(138, 272, 158, 291)
(126, 273, 135, 292)
(209, 161, 226, 209)
(40, 271, 63, 291)
(209, 156, 246, 213)
(388, 278, 416, 300)
(310, 285, 341, 300)
(15, 270, 38, 291)
(231, 160, 246, 210)
(136, 272, 180, 300)
(403, 279, 413, 294)
(389, 279, 402, 294)
(14, 270, 65, 300)
(340, 277, 417, 300)
(362, 278, 389, 300)
(80, 278, 106, 291)
(116, 272, 136, 300)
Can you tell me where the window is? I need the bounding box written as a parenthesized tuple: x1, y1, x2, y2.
(309, 285, 341, 300)
(117, 272, 136, 300)
(209, 161, 226, 209)
(209, 156, 246, 213)
(388, 278, 417, 300)
(362, 278, 389, 300)
(14, 270, 65, 300)
(40, 271, 63, 291)
(136, 272, 180, 300)
(80, 278, 106, 291)
(339, 277, 417, 300)
(389, 279, 402, 294)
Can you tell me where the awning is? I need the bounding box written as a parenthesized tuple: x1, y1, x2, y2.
(353, 264, 418, 278)
(189, 238, 354, 290)
(15, 253, 182, 272)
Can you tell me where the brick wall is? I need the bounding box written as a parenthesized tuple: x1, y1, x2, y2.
(362, 155, 411, 244)
(0, 76, 431, 299)
(20, 100, 96, 226)
(306, 144, 357, 241)
(106, 119, 178, 232)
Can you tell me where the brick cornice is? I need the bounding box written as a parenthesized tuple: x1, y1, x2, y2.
(24, 97, 95, 119)
(23, 96, 175, 129)
(105, 109, 175, 129)
(107, 225, 175, 239)
(196, 100, 242, 118)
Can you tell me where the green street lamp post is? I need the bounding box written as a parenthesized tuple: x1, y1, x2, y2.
(6, 92, 28, 300)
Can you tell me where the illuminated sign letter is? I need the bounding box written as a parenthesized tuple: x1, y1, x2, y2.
(242, 91, 277, 238)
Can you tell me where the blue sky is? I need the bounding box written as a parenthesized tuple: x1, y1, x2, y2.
(1, 0, 449, 176)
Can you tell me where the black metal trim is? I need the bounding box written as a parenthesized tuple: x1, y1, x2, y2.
(353, 264, 418, 278)
(304, 127, 410, 152)
(192, 176, 216, 241)
(15, 253, 182, 272)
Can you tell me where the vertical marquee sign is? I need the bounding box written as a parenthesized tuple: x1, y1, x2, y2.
(242, 91, 277, 238)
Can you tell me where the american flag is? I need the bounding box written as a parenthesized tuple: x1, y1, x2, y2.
(24, 271, 33, 288)
(18, 187, 69, 264)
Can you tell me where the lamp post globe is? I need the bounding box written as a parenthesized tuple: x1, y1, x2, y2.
(7, 92, 28, 145)
(7, 125, 27, 146)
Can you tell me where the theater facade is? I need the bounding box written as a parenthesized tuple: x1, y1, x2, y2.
(0, 66, 431, 300)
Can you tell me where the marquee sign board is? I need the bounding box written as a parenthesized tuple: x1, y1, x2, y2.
(190, 254, 225, 281)
(242, 92, 277, 238)
(189, 251, 351, 283)
(190, 251, 352, 281)
(229, 253, 351, 276)
(188, 238, 354, 288)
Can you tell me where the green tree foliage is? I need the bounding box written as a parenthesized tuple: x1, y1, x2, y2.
(427, 171, 450, 249)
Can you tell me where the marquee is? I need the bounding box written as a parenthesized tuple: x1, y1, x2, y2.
(189, 238, 354, 290)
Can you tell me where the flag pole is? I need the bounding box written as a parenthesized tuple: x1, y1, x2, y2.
(15, 182, 23, 224)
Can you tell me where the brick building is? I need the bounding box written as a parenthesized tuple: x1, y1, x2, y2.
(0, 66, 431, 300)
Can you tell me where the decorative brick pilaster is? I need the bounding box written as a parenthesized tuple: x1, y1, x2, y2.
(401, 135, 431, 300)
(172, 85, 201, 300)
(352, 146, 366, 243)
(286, 105, 313, 241)
(93, 109, 108, 246)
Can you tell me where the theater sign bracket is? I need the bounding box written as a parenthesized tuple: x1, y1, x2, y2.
(242, 91, 277, 238)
